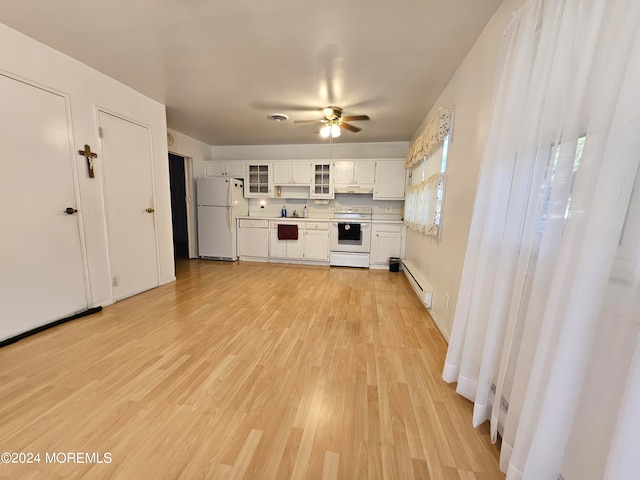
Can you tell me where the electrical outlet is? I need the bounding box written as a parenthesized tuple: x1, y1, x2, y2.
(329, 203, 334, 210)
(445, 292, 450, 310)
(385, 206, 392, 213)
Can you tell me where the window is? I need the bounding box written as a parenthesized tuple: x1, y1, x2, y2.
(404, 134, 449, 238)
(537, 135, 586, 234)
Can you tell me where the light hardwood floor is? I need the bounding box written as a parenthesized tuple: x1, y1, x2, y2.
(0, 260, 503, 479)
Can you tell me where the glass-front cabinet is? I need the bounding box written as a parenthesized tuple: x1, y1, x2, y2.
(245, 162, 273, 198)
(310, 162, 333, 198)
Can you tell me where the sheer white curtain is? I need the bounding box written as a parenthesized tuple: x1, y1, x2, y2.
(442, 0, 640, 478)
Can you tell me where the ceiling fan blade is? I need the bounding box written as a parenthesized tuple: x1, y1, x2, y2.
(341, 122, 362, 133)
(341, 115, 370, 122)
(293, 119, 324, 124)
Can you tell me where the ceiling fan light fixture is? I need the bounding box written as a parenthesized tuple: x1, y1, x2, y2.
(320, 124, 331, 138)
(330, 124, 341, 137)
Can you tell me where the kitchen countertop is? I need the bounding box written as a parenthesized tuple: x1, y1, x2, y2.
(237, 216, 330, 221)
(370, 219, 405, 224)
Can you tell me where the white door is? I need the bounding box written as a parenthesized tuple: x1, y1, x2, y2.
(225, 161, 245, 179)
(197, 177, 230, 206)
(0, 74, 87, 340)
(273, 161, 292, 185)
(304, 231, 329, 261)
(374, 160, 407, 199)
(99, 111, 159, 300)
(197, 206, 233, 258)
(333, 161, 355, 185)
(270, 229, 287, 258)
(355, 161, 376, 185)
(291, 162, 311, 184)
(373, 231, 402, 264)
(239, 226, 269, 258)
(287, 236, 304, 259)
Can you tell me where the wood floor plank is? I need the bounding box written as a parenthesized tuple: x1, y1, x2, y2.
(0, 259, 504, 479)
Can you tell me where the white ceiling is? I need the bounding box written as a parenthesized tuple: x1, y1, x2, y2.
(0, 0, 502, 146)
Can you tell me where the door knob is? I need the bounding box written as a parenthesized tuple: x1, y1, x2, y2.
(145, 208, 155, 213)
(64, 207, 78, 215)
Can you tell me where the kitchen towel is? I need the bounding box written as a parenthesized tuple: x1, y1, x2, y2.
(277, 224, 298, 240)
(338, 222, 361, 241)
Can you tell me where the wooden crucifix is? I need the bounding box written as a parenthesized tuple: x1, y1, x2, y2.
(78, 144, 98, 178)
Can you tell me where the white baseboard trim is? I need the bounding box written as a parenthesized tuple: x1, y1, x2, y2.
(401, 260, 433, 308)
(401, 259, 450, 342)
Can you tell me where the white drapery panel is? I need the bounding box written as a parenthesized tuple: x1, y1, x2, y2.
(442, 0, 640, 479)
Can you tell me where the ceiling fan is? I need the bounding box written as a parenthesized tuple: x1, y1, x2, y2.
(294, 106, 370, 138)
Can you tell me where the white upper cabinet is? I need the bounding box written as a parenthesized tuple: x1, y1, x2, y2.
(310, 162, 333, 198)
(334, 160, 377, 192)
(226, 161, 245, 179)
(374, 159, 407, 200)
(205, 161, 225, 176)
(333, 161, 355, 185)
(273, 161, 310, 185)
(205, 161, 245, 178)
(355, 161, 376, 186)
(245, 162, 273, 198)
(240, 158, 405, 200)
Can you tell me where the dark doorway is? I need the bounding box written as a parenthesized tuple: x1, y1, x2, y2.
(169, 153, 189, 259)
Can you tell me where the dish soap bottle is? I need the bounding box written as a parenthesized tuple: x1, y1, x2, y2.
(303, 205, 308, 218)
(281, 205, 287, 218)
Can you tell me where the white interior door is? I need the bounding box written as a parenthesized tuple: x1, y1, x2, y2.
(0, 74, 88, 341)
(99, 111, 159, 301)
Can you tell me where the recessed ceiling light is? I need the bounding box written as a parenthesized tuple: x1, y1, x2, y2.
(267, 113, 289, 122)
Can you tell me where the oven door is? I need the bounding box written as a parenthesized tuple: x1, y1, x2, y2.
(330, 221, 371, 253)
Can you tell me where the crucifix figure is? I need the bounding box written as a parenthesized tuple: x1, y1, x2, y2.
(78, 144, 97, 178)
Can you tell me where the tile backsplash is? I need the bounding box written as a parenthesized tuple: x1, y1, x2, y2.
(248, 194, 404, 220)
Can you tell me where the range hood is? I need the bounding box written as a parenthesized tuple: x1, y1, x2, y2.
(334, 185, 374, 194)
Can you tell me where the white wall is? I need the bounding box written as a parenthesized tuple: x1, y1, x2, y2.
(211, 141, 408, 164)
(168, 128, 212, 178)
(404, 0, 525, 339)
(0, 24, 174, 308)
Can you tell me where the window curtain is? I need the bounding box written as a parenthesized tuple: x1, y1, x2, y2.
(405, 173, 445, 237)
(405, 107, 452, 169)
(442, 0, 640, 479)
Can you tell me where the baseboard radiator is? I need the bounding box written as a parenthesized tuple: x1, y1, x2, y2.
(401, 260, 433, 308)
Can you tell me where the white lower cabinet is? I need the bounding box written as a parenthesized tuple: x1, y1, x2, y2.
(370, 223, 405, 268)
(267, 220, 329, 263)
(238, 219, 269, 260)
(269, 229, 287, 258)
(303, 223, 329, 261)
(269, 223, 304, 259)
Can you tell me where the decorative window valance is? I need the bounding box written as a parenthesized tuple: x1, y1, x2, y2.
(405, 107, 453, 168)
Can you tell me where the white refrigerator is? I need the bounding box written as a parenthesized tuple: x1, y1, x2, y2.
(197, 177, 248, 260)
